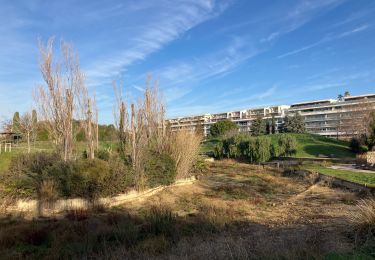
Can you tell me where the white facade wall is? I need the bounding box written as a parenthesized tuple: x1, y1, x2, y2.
(167, 94, 375, 138)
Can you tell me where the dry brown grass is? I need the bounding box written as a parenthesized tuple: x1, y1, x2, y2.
(349, 198, 375, 231)
(167, 130, 202, 179)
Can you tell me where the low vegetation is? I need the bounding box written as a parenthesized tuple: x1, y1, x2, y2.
(212, 133, 299, 162)
(0, 160, 373, 258)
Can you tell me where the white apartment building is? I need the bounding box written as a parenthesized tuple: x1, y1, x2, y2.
(168, 105, 290, 136)
(288, 94, 375, 138)
(167, 93, 375, 138)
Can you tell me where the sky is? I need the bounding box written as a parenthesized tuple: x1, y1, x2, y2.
(0, 0, 375, 124)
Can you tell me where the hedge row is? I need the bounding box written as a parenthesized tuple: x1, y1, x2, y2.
(213, 133, 297, 162)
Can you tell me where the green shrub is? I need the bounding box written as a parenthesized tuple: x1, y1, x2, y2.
(144, 152, 176, 188)
(350, 137, 369, 154)
(213, 141, 224, 159)
(77, 159, 111, 200)
(6, 152, 134, 199)
(271, 142, 280, 157)
(278, 134, 297, 156)
(256, 136, 272, 162)
(106, 156, 134, 194)
(7, 152, 61, 197)
(216, 134, 273, 163)
(96, 149, 111, 161)
(45, 160, 81, 197)
(192, 156, 208, 174)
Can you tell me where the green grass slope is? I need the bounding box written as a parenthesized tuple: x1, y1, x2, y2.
(276, 133, 354, 158)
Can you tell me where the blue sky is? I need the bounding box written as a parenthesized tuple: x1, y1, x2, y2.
(1, 0, 374, 123)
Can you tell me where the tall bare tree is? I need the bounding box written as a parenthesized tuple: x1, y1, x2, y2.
(18, 112, 36, 153)
(35, 38, 85, 161)
(76, 83, 97, 159)
(337, 99, 375, 138)
(113, 76, 167, 189)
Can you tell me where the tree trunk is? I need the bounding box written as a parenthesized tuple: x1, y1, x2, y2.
(27, 132, 31, 153)
(131, 103, 136, 168)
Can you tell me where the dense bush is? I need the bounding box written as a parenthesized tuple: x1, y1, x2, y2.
(213, 133, 297, 163)
(144, 152, 177, 188)
(214, 134, 273, 162)
(278, 134, 297, 156)
(6, 152, 134, 199)
(76, 159, 111, 199)
(82, 148, 112, 161)
(7, 152, 61, 197)
(350, 136, 369, 154)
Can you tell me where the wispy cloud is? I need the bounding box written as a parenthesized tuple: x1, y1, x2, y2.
(338, 24, 369, 37)
(261, 0, 343, 43)
(277, 38, 326, 58)
(132, 84, 144, 92)
(85, 0, 231, 85)
(148, 36, 263, 102)
(278, 24, 370, 58)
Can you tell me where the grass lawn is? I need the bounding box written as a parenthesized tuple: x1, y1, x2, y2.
(0, 152, 15, 173)
(200, 138, 220, 154)
(305, 165, 375, 187)
(270, 133, 354, 158)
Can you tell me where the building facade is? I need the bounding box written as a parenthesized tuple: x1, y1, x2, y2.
(167, 93, 375, 138)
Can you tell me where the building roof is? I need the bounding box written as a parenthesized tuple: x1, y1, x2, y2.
(344, 94, 375, 101)
(290, 99, 336, 108)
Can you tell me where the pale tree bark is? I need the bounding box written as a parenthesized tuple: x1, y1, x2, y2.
(19, 112, 35, 153)
(35, 38, 86, 161)
(112, 76, 167, 190)
(76, 83, 96, 159)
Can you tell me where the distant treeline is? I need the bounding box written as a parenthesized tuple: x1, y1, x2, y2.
(35, 120, 117, 142)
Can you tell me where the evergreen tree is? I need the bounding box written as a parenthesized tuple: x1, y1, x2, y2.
(250, 115, 266, 136)
(283, 113, 305, 133)
(12, 112, 21, 133)
(210, 120, 238, 137)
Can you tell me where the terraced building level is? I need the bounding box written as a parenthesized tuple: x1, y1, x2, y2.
(167, 93, 375, 138)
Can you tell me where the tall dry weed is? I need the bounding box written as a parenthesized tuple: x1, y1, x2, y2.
(167, 130, 202, 179)
(349, 198, 375, 232)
